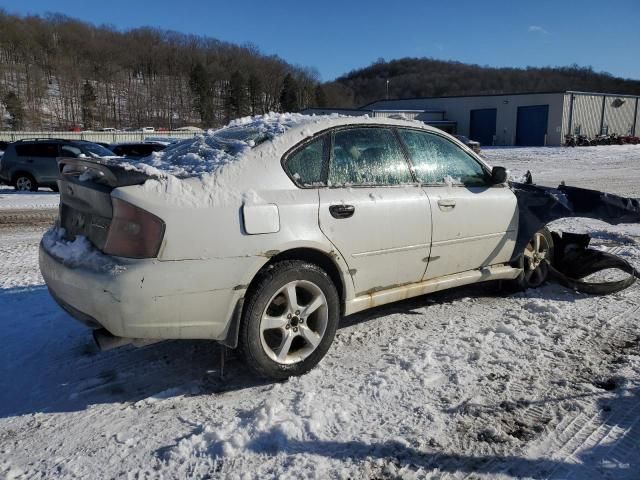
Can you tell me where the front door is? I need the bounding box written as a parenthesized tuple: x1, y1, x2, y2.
(397, 128, 518, 279)
(318, 127, 432, 295)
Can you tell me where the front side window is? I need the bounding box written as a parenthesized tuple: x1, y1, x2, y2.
(77, 142, 115, 157)
(284, 136, 326, 187)
(399, 129, 487, 186)
(61, 145, 82, 158)
(329, 127, 412, 186)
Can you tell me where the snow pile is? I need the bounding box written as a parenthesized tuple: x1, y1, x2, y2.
(128, 113, 319, 178)
(42, 227, 125, 273)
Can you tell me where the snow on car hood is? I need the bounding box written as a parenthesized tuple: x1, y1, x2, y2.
(127, 112, 320, 178)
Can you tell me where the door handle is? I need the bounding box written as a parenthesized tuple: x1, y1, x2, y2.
(329, 204, 355, 219)
(437, 199, 456, 209)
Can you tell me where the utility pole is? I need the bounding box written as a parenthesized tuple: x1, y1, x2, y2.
(386, 79, 390, 100)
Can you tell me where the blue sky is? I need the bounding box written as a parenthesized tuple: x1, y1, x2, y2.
(3, 0, 639, 81)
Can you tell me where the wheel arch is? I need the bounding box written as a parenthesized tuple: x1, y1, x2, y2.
(11, 170, 36, 183)
(248, 247, 349, 312)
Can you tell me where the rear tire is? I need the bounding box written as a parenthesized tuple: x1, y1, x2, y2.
(14, 173, 38, 192)
(509, 227, 554, 290)
(238, 260, 340, 380)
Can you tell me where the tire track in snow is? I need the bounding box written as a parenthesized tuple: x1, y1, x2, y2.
(0, 208, 57, 226)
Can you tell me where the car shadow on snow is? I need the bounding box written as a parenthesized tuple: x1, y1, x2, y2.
(0, 285, 274, 419)
(0, 280, 584, 419)
(339, 281, 580, 331)
(240, 385, 640, 479)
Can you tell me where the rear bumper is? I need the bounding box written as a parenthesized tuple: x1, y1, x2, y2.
(39, 242, 245, 340)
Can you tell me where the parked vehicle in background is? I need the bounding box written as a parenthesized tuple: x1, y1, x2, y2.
(0, 140, 9, 161)
(143, 136, 182, 146)
(622, 135, 640, 145)
(108, 142, 166, 159)
(141, 127, 155, 133)
(454, 135, 481, 154)
(100, 128, 118, 132)
(0, 139, 114, 191)
(40, 115, 555, 380)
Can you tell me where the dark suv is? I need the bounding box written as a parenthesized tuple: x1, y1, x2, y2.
(0, 139, 114, 191)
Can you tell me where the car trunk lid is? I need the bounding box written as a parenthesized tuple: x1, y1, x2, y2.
(57, 157, 156, 250)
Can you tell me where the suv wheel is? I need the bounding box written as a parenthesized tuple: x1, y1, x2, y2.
(14, 174, 38, 192)
(510, 227, 554, 290)
(238, 260, 340, 379)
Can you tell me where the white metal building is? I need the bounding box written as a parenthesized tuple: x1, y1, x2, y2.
(304, 91, 640, 147)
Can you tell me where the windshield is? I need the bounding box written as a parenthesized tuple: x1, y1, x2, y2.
(78, 142, 115, 157)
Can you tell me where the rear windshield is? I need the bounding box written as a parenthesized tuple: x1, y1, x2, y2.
(212, 127, 272, 147)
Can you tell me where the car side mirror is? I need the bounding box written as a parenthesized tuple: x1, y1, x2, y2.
(490, 166, 508, 185)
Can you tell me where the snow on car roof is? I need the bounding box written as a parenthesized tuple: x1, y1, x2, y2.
(127, 113, 320, 177)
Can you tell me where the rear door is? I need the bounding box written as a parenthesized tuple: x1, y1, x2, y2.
(16, 142, 60, 183)
(397, 128, 518, 280)
(317, 127, 431, 295)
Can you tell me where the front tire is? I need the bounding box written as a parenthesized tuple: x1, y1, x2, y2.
(238, 260, 340, 380)
(510, 227, 554, 290)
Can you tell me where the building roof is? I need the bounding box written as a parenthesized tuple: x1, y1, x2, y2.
(360, 90, 640, 109)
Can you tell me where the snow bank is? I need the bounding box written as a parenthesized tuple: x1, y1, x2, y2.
(42, 227, 125, 273)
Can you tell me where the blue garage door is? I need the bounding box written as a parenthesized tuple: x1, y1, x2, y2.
(516, 105, 549, 146)
(469, 109, 497, 146)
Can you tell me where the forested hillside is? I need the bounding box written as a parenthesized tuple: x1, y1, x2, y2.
(2, 10, 639, 130)
(0, 11, 323, 130)
(326, 58, 640, 107)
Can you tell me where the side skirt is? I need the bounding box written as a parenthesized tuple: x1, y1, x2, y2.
(344, 264, 522, 316)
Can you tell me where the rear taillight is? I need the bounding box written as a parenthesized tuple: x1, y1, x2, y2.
(103, 198, 165, 258)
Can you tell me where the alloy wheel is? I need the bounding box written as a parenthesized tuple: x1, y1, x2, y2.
(16, 177, 33, 191)
(523, 231, 550, 287)
(259, 280, 328, 365)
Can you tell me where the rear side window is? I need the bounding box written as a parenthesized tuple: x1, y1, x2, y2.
(15, 143, 59, 157)
(329, 127, 412, 186)
(284, 136, 326, 186)
(399, 129, 487, 186)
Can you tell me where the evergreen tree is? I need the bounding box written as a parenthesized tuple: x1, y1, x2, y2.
(3, 91, 24, 130)
(81, 81, 97, 129)
(189, 62, 215, 127)
(248, 73, 263, 115)
(314, 85, 328, 107)
(280, 73, 299, 112)
(225, 70, 247, 121)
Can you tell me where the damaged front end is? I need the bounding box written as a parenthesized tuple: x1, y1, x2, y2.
(510, 179, 640, 294)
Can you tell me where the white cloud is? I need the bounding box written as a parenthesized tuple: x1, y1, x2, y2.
(528, 25, 549, 34)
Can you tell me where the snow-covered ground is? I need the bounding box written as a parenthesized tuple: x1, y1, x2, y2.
(0, 186, 59, 210)
(1, 145, 640, 479)
(484, 145, 640, 197)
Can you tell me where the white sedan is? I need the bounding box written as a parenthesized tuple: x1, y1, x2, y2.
(39, 115, 550, 379)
